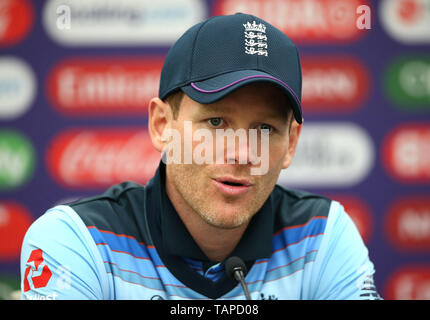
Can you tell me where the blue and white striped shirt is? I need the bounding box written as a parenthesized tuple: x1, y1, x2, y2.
(21, 163, 380, 300)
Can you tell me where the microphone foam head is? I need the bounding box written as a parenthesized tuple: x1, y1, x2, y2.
(225, 256, 247, 280)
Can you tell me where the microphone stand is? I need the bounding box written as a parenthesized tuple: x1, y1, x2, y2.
(233, 267, 252, 300)
(225, 256, 252, 300)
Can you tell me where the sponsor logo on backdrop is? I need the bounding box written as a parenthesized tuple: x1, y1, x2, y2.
(214, 0, 370, 43)
(43, 0, 206, 46)
(383, 124, 430, 183)
(329, 196, 372, 242)
(385, 266, 430, 299)
(0, 130, 36, 190)
(278, 122, 374, 187)
(0, 57, 36, 120)
(0, 0, 34, 46)
(47, 128, 160, 189)
(385, 196, 430, 250)
(380, 0, 430, 44)
(302, 56, 370, 112)
(0, 202, 32, 260)
(47, 58, 162, 115)
(385, 56, 430, 108)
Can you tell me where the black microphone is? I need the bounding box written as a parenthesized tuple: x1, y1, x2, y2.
(225, 256, 252, 300)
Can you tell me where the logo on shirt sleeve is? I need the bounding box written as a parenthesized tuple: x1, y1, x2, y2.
(23, 249, 53, 292)
(356, 264, 382, 300)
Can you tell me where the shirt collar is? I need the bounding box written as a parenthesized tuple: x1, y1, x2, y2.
(152, 161, 274, 263)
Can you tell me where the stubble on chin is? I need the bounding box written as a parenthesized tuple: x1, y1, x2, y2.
(165, 164, 257, 229)
(166, 162, 280, 231)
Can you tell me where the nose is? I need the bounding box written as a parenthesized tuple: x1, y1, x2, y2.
(218, 129, 259, 165)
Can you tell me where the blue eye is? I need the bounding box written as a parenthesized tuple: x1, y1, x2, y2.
(208, 118, 223, 127)
(258, 124, 273, 132)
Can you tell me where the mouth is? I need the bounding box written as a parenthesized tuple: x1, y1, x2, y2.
(215, 177, 252, 187)
(212, 177, 252, 196)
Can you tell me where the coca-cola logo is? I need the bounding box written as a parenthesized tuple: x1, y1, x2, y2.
(302, 56, 370, 111)
(47, 58, 163, 116)
(385, 267, 430, 300)
(0, 0, 34, 46)
(382, 124, 430, 183)
(385, 196, 430, 251)
(214, 0, 369, 43)
(47, 128, 160, 189)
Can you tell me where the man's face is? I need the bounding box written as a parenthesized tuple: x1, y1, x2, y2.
(163, 82, 301, 229)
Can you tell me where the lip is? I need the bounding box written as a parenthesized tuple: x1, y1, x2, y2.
(212, 177, 252, 196)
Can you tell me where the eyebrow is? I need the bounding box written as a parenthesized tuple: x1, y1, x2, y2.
(193, 104, 227, 117)
(195, 109, 289, 127)
(195, 99, 290, 122)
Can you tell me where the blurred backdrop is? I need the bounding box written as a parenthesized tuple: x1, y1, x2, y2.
(0, 0, 429, 300)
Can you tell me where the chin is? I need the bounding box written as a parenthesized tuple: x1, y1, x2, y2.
(199, 207, 254, 230)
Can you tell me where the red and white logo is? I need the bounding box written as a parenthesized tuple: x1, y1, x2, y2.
(302, 56, 370, 112)
(214, 0, 369, 43)
(382, 124, 430, 183)
(0, 0, 34, 46)
(47, 58, 163, 116)
(47, 128, 160, 189)
(23, 249, 53, 292)
(380, 0, 430, 44)
(397, 0, 421, 23)
(385, 196, 430, 250)
(385, 266, 430, 300)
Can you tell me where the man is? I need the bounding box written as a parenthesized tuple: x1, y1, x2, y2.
(20, 13, 380, 300)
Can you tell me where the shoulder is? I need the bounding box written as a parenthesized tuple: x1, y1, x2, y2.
(24, 205, 86, 242)
(67, 181, 147, 243)
(21, 205, 108, 299)
(271, 184, 332, 232)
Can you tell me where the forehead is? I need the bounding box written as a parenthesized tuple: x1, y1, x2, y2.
(183, 82, 290, 118)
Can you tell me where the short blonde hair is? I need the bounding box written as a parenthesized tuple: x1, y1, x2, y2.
(164, 90, 184, 120)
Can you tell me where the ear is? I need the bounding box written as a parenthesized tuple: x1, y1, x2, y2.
(148, 97, 173, 153)
(281, 120, 302, 169)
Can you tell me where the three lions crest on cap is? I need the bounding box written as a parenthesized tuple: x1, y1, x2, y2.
(243, 21, 268, 57)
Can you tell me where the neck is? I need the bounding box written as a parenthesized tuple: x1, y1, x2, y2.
(165, 178, 248, 262)
(180, 212, 249, 262)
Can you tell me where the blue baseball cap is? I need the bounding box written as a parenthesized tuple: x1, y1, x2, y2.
(159, 13, 303, 124)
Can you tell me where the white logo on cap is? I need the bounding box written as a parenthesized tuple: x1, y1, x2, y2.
(243, 21, 268, 56)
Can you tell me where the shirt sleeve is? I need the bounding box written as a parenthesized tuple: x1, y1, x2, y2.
(309, 201, 382, 300)
(20, 205, 108, 300)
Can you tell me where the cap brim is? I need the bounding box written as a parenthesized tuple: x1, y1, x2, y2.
(181, 70, 302, 124)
